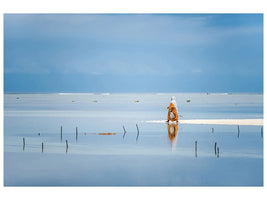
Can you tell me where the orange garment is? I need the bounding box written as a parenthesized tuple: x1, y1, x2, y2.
(167, 102, 178, 121)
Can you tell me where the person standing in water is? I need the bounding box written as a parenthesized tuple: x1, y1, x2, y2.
(167, 96, 178, 122)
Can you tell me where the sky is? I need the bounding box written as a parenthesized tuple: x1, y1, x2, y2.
(4, 14, 263, 93)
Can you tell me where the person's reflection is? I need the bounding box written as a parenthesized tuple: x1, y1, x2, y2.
(167, 123, 178, 150)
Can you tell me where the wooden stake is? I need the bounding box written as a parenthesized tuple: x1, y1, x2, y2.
(61, 126, 63, 141)
(136, 124, 139, 142)
(215, 142, 217, 155)
(123, 125, 126, 139)
(66, 140, 68, 153)
(42, 142, 44, 153)
(76, 127, 78, 141)
(23, 137, 25, 151)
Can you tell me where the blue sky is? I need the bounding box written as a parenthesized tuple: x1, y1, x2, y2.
(4, 14, 263, 93)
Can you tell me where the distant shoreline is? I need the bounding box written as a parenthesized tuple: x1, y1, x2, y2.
(3, 92, 264, 95)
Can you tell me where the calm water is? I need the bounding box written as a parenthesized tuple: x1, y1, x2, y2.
(4, 93, 263, 186)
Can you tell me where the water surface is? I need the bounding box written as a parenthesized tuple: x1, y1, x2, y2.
(4, 93, 263, 186)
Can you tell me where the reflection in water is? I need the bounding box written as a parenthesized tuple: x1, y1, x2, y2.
(238, 125, 240, 138)
(167, 123, 178, 150)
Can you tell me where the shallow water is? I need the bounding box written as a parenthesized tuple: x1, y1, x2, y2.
(4, 93, 263, 186)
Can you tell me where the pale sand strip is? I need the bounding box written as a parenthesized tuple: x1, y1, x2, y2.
(146, 119, 263, 126)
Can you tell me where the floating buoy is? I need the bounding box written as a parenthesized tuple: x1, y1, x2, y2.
(186, 99, 191, 102)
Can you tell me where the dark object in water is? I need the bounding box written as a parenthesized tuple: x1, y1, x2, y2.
(135, 100, 140, 103)
(42, 142, 44, 153)
(214, 142, 217, 155)
(61, 126, 62, 141)
(76, 127, 78, 141)
(261, 126, 263, 138)
(186, 99, 191, 102)
(136, 124, 139, 141)
(217, 147, 219, 158)
(23, 137, 25, 151)
(212, 128, 214, 133)
(123, 125, 126, 139)
(237, 125, 240, 138)
(66, 140, 68, 153)
(38, 133, 40, 136)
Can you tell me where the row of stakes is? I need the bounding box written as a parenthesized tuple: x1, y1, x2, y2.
(22, 124, 263, 154)
(195, 125, 263, 158)
(22, 124, 140, 153)
(194, 141, 219, 158)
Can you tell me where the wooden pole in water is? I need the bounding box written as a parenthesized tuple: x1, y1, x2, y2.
(61, 126, 63, 141)
(261, 126, 263, 138)
(212, 128, 214, 133)
(237, 125, 240, 138)
(23, 137, 25, 151)
(136, 124, 139, 142)
(195, 141, 197, 158)
(217, 147, 219, 158)
(76, 127, 78, 141)
(66, 140, 68, 153)
(123, 125, 126, 139)
(42, 142, 44, 153)
(214, 142, 217, 155)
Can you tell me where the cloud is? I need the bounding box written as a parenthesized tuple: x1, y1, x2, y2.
(4, 14, 263, 77)
(5, 14, 262, 46)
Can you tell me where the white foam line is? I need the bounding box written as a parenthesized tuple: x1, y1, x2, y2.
(146, 119, 263, 126)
